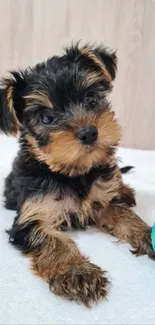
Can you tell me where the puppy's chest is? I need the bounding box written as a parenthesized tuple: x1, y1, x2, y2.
(50, 169, 120, 231)
(25, 163, 120, 231)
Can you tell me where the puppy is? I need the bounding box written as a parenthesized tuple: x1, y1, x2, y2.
(0, 44, 154, 306)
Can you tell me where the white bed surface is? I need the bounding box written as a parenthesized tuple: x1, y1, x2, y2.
(0, 136, 155, 325)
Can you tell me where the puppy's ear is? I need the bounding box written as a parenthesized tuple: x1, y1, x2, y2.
(66, 43, 117, 87)
(80, 45, 117, 86)
(0, 71, 27, 136)
(93, 46, 118, 82)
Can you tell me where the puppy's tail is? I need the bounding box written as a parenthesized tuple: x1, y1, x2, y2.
(120, 166, 134, 174)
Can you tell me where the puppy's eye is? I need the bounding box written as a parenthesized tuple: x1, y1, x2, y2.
(40, 109, 54, 125)
(85, 93, 98, 108)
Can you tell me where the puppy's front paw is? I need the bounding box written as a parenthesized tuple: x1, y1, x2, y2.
(131, 228, 155, 261)
(49, 261, 109, 306)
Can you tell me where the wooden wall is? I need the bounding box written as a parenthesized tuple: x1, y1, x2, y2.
(0, 0, 155, 149)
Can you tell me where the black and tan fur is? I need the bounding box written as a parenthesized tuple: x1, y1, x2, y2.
(0, 43, 154, 307)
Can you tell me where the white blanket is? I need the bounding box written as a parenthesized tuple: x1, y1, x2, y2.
(0, 135, 155, 324)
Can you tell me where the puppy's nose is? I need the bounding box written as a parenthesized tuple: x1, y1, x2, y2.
(77, 126, 98, 145)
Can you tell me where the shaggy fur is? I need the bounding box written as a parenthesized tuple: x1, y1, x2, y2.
(0, 43, 154, 307)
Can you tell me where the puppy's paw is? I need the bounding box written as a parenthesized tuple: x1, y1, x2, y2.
(131, 228, 155, 261)
(49, 261, 109, 306)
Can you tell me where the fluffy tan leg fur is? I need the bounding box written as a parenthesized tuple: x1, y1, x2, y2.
(12, 198, 108, 306)
(95, 204, 155, 260)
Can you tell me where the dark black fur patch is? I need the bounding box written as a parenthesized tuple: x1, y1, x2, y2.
(120, 166, 134, 174)
(4, 142, 117, 211)
(7, 218, 42, 254)
(4, 172, 19, 210)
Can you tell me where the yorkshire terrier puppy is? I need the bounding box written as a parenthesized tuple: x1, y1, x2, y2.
(0, 44, 154, 307)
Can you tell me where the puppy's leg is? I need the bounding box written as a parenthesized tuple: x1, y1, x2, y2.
(4, 172, 18, 210)
(8, 198, 108, 306)
(95, 204, 155, 260)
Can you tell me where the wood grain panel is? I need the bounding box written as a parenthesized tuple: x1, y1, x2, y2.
(0, 0, 155, 149)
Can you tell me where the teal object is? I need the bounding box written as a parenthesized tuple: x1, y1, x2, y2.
(151, 223, 155, 252)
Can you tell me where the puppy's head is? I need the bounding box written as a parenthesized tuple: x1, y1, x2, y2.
(0, 43, 121, 176)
